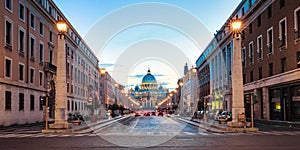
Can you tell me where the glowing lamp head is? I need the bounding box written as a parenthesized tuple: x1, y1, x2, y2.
(179, 82, 183, 86)
(231, 20, 242, 33)
(100, 68, 106, 75)
(56, 20, 67, 34)
(192, 68, 197, 73)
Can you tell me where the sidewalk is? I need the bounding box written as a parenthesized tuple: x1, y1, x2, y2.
(176, 115, 258, 133)
(42, 115, 129, 134)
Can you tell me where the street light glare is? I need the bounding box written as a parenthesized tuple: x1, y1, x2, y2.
(100, 68, 106, 75)
(56, 21, 67, 33)
(231, 20, 242, 32)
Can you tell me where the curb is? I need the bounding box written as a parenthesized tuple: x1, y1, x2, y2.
(176, 117, 230, 134)
(41, 115, 130, 134)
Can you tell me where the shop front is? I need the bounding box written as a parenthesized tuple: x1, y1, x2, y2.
(269, 83, 300, 121)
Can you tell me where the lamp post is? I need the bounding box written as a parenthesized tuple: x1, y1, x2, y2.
(114, 83, 118, 104)
(49, 20, 72, 129)
(229, 19, 245, 127)
(99, 68, 106, 119)
(179, 81, 183, 115)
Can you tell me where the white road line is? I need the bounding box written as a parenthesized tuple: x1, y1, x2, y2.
(198, 132, 210, 135)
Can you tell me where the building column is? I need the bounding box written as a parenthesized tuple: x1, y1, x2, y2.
(229, 34, 245, 126)
(49, 35, 71, 129)
(262, 87, 270, 120)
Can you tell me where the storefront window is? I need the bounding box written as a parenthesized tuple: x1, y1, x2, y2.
(270, 89, 283, 120)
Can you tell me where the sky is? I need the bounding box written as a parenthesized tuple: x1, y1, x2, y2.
(53, 0, 241, 90)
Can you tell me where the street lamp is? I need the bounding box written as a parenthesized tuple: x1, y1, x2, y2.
(179, 81, 183, 115)
(49, 20, 71, 129)
(99, 68, 106, 119)
(229, 19, 245, 127)
(114, 83, 118, 104)
(56, 20, 67, 39)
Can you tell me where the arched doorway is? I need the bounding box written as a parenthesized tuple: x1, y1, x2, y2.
(49, 80, 56, 119)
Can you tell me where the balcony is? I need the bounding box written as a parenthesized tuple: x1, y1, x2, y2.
(44, 62, 57, 74)
(279, 38, 286, 49)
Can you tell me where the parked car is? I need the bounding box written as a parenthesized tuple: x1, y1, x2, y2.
(218, 111, 232, 122)
(144, 112, 151, 116)
(157, 111, 164, 116)
(192, 110, 204, 120)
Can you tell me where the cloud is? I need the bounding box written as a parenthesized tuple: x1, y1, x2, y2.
(152, 74, 166, 77)
(99, 63, 114, 68)
(159, 82, 170, 86)
(129, 74, 166, 78)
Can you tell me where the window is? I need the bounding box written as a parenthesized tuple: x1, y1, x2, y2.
(242, 31, 245, 40)
(257, 15, 261, 27)
(5, 20, 12, 49)
(279, 18, 287, 48)
(18, 28, 25, 55)
(39, 42, 44, 63)
(267, 27, 273, 54)
(268, 4, 272, 18)
(19, 3, 25, 21)
(5, 58, 11, 78)
(297, 52, 300, 68)
(5, 0, 12, 11)
(19, 63, 24, 81)
(249, 42, 254, 64)
(249, 23, 253, 33)
(49, 47, 53, 64)
(49, 31, 53, 42)
(257, 35, 263, 59)
(67, 100, 70, 111)
(39, 22, 44, 36)
(71, 85, 73, 93)
(258, 67, 262, 80)
(39, 71, 43, 86)
(250, 71, 253, 82)
(281, 57, 286, 73)
(30, 13, 35, 29)
(19, 93, 24, 111)
(5, 91, 12, 110)
(242, 47, 246, 67)
(30, 95, 35, 111)
(67, 83, 70, 93)
(242, 7, 245, 16)
(295, 7, 300, 39)
(269, 63, 273, 76)
(30, 68, 34, 84)
(30, 36, 35, 60)
(249, 0, 252, 8)
(67, 62, 70, 76)
(280, 0, 285, 9)
(71, 101, 74, 111)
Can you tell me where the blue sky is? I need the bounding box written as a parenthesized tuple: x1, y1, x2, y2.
(53, 0, 241, 90)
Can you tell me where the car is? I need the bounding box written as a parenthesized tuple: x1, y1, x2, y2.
(144, 112, 151, 116)
(191, 110, 204, 120)
(157, 111, 164, 116)
(218, 111, 232, 122)
(151, 111, 156, 116)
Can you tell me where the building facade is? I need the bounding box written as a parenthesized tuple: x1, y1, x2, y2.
(196, 0, 300, 122)
(180, 65, 198, 116)
(242, 0, 300, 121)
(0, 0, 99, 126)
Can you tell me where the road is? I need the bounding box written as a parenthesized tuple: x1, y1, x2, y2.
(1, 115, 300, 149)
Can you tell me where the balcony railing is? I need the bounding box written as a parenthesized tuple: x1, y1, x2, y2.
(279, 38, 286, 48)
(44, 62, 57, 74)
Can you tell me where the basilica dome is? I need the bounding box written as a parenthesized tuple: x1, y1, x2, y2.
(141, 68, 158, 90)
(142, 69, 157, 84)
